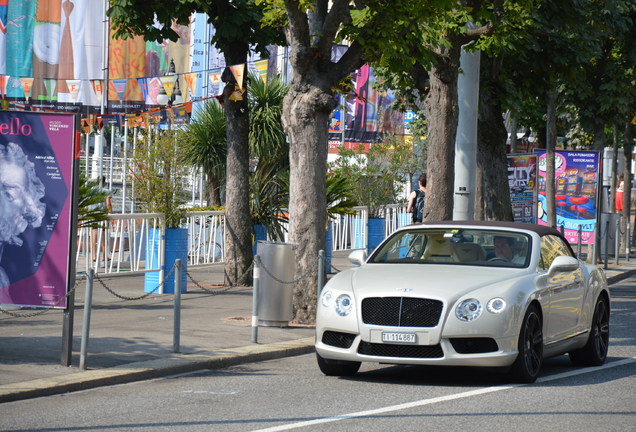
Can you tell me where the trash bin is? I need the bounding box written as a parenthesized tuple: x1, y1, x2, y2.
(600, 212, 621, 256)
(257, 241, 296, 327)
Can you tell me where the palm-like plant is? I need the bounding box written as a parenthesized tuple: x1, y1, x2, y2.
(248, 73, 290, 238)
(248, 73, 289, 167)
(181, 99, 227, 206)
(78, 176, 111, 228)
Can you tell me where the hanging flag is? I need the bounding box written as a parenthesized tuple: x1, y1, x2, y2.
(159, 75, 176, 98)
(184, 101, 193, 114)
(42, 78, 57, 100)
(66, 79, 81, 102)
(112, 78, 127, 102)
(183, 72, 197, 99)
(167, 106, 174, 124)
(20, 77, 34, 101)
(0, 99, 8, 110)
(0, 74, 8, 98)
(91, 79, 103, 101)
(136, 77, 149, 102)
(230, 64, 245, 89)
(208, 69, 223, 96)
(81, 118, 90, 134)
(254, 59, 268, 83)
(228, 84, 244, 102)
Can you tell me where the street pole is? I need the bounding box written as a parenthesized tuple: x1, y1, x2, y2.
(453, 46, 480, 221)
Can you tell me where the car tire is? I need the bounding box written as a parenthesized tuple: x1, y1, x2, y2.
(316, 353, 361, 377)
(510, 305, 543, 383)
(569, 295, 609, 367)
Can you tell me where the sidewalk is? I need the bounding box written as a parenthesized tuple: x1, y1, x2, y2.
(1, 250, 635, 403)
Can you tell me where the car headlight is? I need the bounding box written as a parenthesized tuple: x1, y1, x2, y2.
(487, 297, 507, 314)
(455, 298, 482, 322)
(335, 294, 353, 317)
(321, 290, 333, 307)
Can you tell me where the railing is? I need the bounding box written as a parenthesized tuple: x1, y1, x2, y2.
(76, 206, 410, 274)
(329, 204, 409, 252)
(76, 211, 226, 275)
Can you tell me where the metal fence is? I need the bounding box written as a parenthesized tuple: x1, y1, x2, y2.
(76, 211, 225, 276)
(75, 206, 413, 275)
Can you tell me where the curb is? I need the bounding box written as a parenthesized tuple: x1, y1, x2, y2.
(607, 268, 636, 286)
(0, 337, 315, 404)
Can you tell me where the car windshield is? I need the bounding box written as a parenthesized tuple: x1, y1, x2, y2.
(369, 228, 531, 268)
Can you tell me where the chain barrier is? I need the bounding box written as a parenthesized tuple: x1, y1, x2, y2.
(184, 260, 254, 295)
(328, 260, 343, 273)
(256, 255, 317, 285)
(0, 274, 85, 318)
(94, 264, 176, 301)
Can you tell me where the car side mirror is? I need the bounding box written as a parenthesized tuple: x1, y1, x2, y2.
(348, 249, 368, 266)
(548, 256, 580, 277)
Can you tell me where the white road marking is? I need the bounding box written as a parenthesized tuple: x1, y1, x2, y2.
(251, 357, 636, 432)
(182, 390, 239, 395)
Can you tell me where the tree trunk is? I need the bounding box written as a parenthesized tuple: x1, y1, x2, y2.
(623, 122, 634, 251)
(283, 77, 334, 324)
(422, 42, 461, 222)
(207, 175, 222, 207)
(222, 46, 253, 286)
(545, 84, 557, 228)
(510, 114, 519, 153)
(478, 55, 513, 221)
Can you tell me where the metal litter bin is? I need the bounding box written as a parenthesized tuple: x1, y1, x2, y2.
(257, 241, 296, 327)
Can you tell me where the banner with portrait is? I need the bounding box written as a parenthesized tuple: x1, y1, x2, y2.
(0, 111, 76, 308)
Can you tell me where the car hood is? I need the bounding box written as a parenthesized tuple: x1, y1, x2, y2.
(348, 263, 524, 299)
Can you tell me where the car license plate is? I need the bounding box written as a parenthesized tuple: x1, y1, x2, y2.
(382, 332, 416, 343)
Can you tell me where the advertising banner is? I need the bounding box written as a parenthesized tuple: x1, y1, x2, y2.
(507, 153, 538, 224)
(536, 150, 600, 244)
(0, 111, 76, 308)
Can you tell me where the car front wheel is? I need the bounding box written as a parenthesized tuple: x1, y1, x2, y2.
(510, 305, 543, 383)
(316, 352, 361, 377)
(569, 295, 609, 366)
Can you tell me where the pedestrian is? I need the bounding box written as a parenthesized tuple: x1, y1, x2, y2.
(615, 173, 624, 213)
(407, 173, 427, 223)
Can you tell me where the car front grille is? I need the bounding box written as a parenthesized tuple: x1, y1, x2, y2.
(322, 331, 356, 349)
(358, 341, 444, 358)
(361, 297, 443, 327)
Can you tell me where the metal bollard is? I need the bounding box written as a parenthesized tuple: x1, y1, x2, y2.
(80, 269, 94, 371)
(627, 221, 631, 262)
(173, 259, 182, 353)
(251, 256, 260, 343)
(604, 220, 609, 270)
(318, 250, 325, 294)
(615, 219, 620, 265)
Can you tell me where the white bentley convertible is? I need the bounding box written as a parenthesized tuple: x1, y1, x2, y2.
(315, 221, 610, 383)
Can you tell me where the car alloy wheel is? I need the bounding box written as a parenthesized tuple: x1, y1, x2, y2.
(569, 295, 609, 366)
(510, 305, 543, 383)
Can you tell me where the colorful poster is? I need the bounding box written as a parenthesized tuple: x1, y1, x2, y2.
(508, 154, 538, 224)
(0, 111, 76, 308)
(536, 150, 600, 244)
(328, 61, 405, 153)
